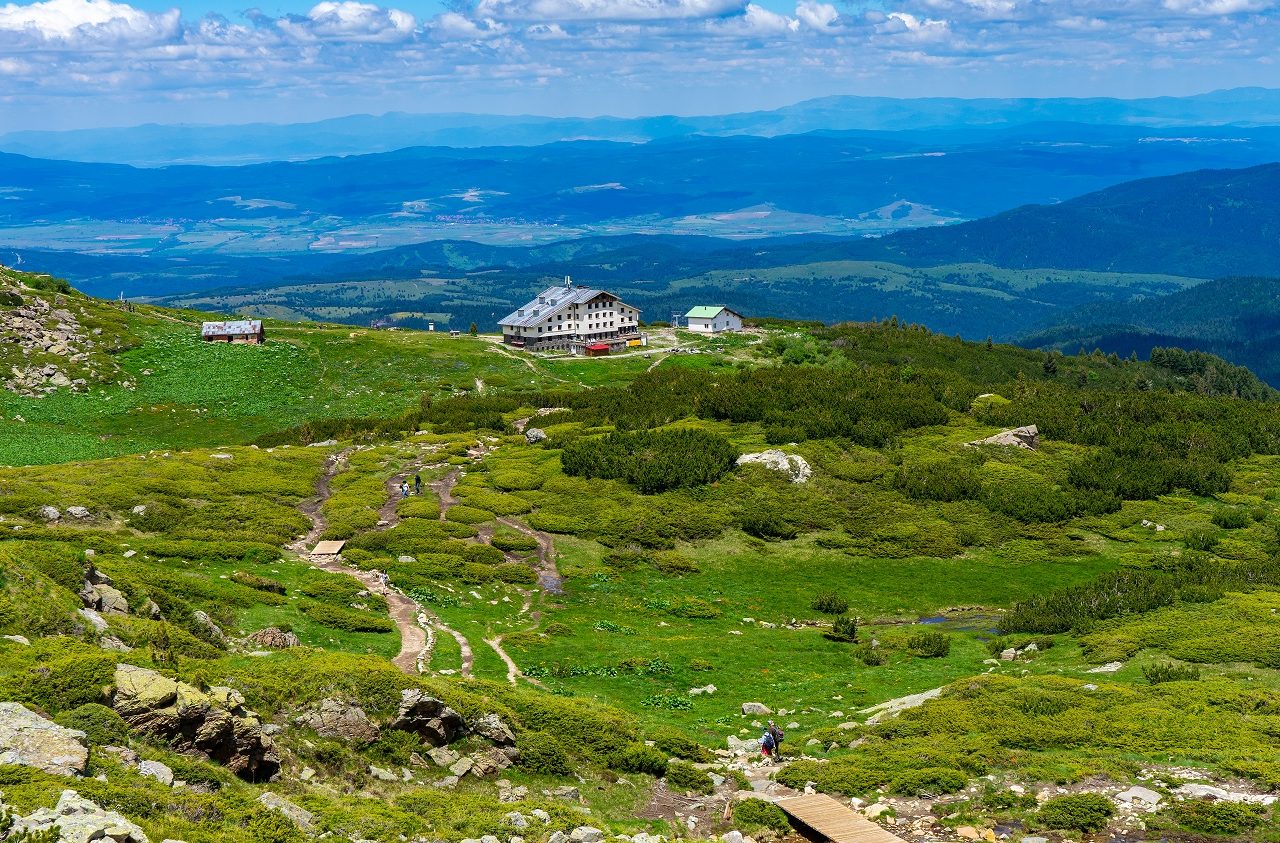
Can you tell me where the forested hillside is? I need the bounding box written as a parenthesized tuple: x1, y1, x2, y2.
(2, 269, 1280, 843)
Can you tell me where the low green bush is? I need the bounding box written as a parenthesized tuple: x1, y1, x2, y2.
(1211, 508, 1251, 529)
(300, 602, 395, 633)
(732, 799, 791, 833)
(665, 761, 714, 794)
(495, 563, 537, 584)
(906, 630, 951, 658)
(445, 505, 495, 525)
(517, 731, 574, 776)
(649, 726, 713, 762)
(55, 703, 129, 745)
(1036, 794, 1115, 832)
(811, 593, 850, 615)
(826, 615, 859, 643)
(855, 645, 887, 666)
(610, 744, 668, 776)
(888, 767, 967, 796)
(1165, 800, 1264, 835)
(231, 571, 285, 594)
(491, 535, 539, 553)
(1143, 662, 1201, 684)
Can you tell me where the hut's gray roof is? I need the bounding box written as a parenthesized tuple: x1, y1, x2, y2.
(498, 286, 628, 328)
(202, 320, 262, 336)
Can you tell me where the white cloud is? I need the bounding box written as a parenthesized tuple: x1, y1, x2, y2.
(475, 0, 745, 22)
(278, 1, 415, 42)
(795, 0, 837, 30)
(708, 3, 797, 34)
(1162, 0, 1271, 13)
(878, 11, 950, 41)
(0, 0, 177, 43)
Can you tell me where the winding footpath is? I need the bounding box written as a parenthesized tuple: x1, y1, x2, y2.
(288, 448, 470, 677)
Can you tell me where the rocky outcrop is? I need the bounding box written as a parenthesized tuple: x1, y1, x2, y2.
(11, 790, 148, 843)
(736, 450, 811, 483)
(294, 698, 380, 743)
(967, 425, 1039, 450)
(247, 627, 300, 649)
(388, 689, 465, 746)
(80, 566, 129, 616)
(111, 664, 279, 781)
(191, 611, 226, 644)
(0, 702, 89, 776)
(1, 283, 125, 397)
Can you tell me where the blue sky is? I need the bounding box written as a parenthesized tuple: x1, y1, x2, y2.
(0, 0, 1278, 129)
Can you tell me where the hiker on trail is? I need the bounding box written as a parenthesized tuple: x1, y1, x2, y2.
(400, 481, 409, 499)
(767, 720, 785, 759)
(414, 473, 422, 495)
(759, 728, 776, 761)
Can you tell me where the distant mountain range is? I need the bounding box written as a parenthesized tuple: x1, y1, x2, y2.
(5, 87, 1280, 166)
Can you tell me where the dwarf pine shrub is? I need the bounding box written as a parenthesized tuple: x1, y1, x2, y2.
(1035, 794, 1114, 832)
(811, 592, 850, 615)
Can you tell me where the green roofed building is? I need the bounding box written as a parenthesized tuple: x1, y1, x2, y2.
(684, 305, 744, 334)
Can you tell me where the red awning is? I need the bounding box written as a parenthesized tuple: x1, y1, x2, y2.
(586, 343, 610, 351)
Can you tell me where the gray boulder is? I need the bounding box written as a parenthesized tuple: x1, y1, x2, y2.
(735, 450, 811, 483)
(12, 790, 148, 843)
(257, 792, 314, 831)
(525, 428, 548, 444)
(741, 702, 772, 715)
(389, 689, 466, 746)
(66, 506, 92, 519)
(0, 702, 89, 776)
(38, 505, 61, 521)
(295, 698, 380, 743)
(472, 712, 516, 746)
(191, 611, 226, 644)
(138, 760, 174, 786)
(247, 627, 299, 649)
(967, 425, 1040, 451)
(570, 828, 605, 843)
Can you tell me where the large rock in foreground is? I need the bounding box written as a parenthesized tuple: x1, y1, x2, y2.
(967, 425, 1039, 451)
(112, 664, 279, 781)
(0, 702, 89, 776)
(389, 689, 465, 746)
(736, 450, 811, 483)
(12, 790, 148, 843)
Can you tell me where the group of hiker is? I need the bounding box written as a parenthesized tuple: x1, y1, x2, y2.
(399, 473, 424, 498)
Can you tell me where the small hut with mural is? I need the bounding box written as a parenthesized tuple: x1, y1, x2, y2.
(201, 319, 265, 344)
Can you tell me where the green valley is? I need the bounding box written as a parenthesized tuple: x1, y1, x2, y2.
(2, 265, 1280, 843)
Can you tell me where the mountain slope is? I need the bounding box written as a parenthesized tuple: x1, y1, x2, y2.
(868, 162, 1280, 278)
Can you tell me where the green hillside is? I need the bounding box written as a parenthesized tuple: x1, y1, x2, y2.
(2, 273, 1280, 843)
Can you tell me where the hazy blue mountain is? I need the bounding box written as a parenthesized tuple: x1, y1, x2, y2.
(864, 162, 1280, 278)
(4, 87, 1280, 166)
(5, 124, 1280, 260)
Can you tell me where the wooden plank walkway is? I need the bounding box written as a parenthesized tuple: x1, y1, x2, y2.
(777, 794, 905, 843)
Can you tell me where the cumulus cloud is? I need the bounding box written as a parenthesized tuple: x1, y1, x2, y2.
(0, 0, 177, 44)
(877, 10, 950, 41)
(278, 0, 414, 42)
(795, 0, 837, 30)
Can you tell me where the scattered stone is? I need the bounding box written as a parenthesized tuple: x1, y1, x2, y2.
(505, 812, 529, 829)
(531, 809, 551, 824)
(449, 757, 474, 778)
(736, 450, 812, 483)
(864, 804, 891, 820)
(389, 689, 466, 746)
(741, 702, 772, 715)
(191, 610, 226, 644)
(999, 648, 1017, 661)
(721, 832, 743, 843)
(257, 792, 315, 831)
(570, 827, 605, 843)
(131, 505, 147, 515)
(967, 425, 1039, 451)
(299, 766, 316, 781)
(1087, 662, 1124, 674)
(525, 428, 548, 444)
(428, 746, 462, 767)
(67, 506, 92, 519)
(553, 785, 582, 803)
(689, 684, 717, 696)
(38, 505, 61, 521)
(295, 698, 381, 743)
(434, 775, 460, 789)
(111, 664, 279, 781)
(369, 765, 399, 782)
(247, 627, 300, 649)
(956, 827, 980, 840)
(138, 760, 174, 786)
(12, 789, 148, 843)
(0, 702, 89, 776)
(2, 634, 31, 645)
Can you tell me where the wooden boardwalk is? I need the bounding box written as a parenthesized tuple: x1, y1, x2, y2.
(777, 794, 905, 843)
